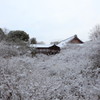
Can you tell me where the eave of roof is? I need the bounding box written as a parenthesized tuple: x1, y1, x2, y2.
(30, 44, 52, 48)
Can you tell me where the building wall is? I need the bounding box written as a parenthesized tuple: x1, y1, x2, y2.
(31, 45, 60, 56)
(70, 38, 83, 43)
(36, 48, 60, 55)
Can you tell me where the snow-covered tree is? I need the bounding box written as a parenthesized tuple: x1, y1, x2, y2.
(30, 38, 37, 44)
(0, 28, 5, 41)
(7, 30, 29, 42)
(90, 25, 100, 40)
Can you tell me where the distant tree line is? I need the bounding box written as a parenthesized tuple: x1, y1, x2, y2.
(0, 28, 37, 44)
(1, 24, 100, 45)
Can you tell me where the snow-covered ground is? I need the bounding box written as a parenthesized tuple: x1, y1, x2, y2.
(0, 41, 100, 100)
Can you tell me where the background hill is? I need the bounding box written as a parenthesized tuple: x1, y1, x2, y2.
(0, 40, 100, 100)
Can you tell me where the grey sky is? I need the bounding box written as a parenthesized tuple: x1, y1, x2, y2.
(0, 0, 100, 43)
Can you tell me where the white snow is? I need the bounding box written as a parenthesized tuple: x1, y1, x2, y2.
(30, 44, 52, 48)
(0, 40, 100, 100)
(57, 35, 76, 47)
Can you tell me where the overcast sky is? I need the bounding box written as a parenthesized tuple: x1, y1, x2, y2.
(0, 0, 100, 43)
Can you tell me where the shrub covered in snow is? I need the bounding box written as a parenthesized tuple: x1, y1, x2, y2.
(0, 40, 100, 100)
(0, 42, 19, 58)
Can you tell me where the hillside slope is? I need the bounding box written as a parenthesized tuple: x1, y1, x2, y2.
(0, 41, 100, 100)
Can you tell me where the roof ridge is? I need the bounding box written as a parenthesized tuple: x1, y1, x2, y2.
(59, 35, 76, 43)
